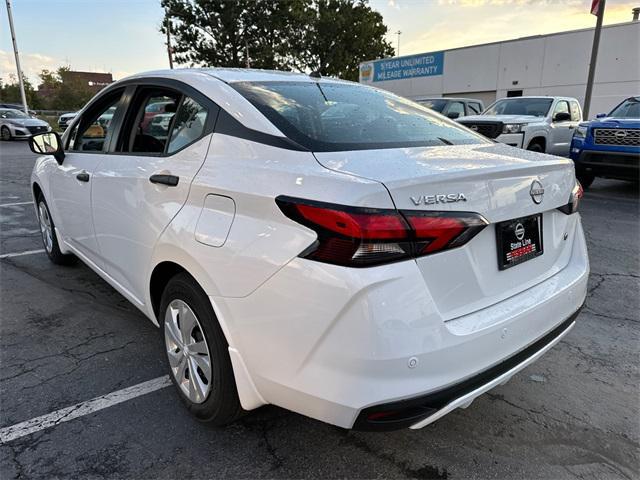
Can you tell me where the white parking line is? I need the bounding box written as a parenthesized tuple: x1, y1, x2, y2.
(0, 201, 32, 207)
(0, 249, 45, 259)
(0, 376, 171, 444)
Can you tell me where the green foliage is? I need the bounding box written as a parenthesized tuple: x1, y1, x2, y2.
(0, 75, 42, 109)
(160, 0, 394, 81)
(36, 67, 95, 110)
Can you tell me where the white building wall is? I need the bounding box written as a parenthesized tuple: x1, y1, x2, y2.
(360, 22, 640, 118)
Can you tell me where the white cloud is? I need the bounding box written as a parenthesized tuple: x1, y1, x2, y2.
(0, 50, 61, 86)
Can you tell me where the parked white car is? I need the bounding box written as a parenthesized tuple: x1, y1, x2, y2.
(28, 69, 588, 431)
(0, 108, 51, 140)
(458, 96, 582, 156)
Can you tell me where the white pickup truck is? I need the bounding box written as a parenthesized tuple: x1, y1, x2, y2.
(457, 96, 582, 156)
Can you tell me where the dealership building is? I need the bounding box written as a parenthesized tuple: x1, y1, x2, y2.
(359, 20, 639, 117)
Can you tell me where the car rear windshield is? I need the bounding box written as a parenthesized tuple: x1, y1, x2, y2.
(609, 98, 640, 119)
(231, 81, 488, 151)
(483, 98, 553, 117)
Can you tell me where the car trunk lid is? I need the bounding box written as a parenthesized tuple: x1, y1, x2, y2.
(313, 143, 578, 321)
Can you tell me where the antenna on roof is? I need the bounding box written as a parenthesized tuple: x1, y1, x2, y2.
(309, 71, 321, 79)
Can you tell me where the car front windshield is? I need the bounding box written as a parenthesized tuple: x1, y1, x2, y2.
(0, 109, 28, 119)
(608, 98, 640, 119)
(483, 98, 553, 117)
(419, 99, 448, 113)
(231, 81, 488, 151)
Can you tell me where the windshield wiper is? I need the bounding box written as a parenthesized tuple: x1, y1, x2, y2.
(438, 137, 453, 145)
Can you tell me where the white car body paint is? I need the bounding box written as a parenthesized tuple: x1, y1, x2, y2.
(30, 69, 589, 430)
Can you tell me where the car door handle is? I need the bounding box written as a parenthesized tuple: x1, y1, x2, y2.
(76, 172, 90, 182)
(149, 174, 179, 187)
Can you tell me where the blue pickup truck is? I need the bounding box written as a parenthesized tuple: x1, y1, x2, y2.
(571, 96, 639, 188)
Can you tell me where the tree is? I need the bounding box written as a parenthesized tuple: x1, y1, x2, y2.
(36, 67, 94, 110)
(298, 0, 395, 81)
(160, 0, 394, 81)
(0, 74, 42, 109)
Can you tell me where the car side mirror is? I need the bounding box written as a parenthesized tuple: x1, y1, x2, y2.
(553, 112, 571, 122)
(447, 111, 460, 119)
(29, 132, 65, 165)
(595, 113, 607, 118)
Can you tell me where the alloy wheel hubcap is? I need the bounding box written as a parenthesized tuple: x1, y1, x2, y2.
(38, 202, 53, 253)
(164, 299, 212, 404)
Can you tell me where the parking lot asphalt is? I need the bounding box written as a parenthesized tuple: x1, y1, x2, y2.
(0, 140, 638, 479)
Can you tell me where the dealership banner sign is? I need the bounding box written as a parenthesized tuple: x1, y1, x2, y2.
(360, 52, 445, 83)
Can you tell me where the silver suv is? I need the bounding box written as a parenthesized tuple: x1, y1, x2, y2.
(458, 96, 582, 156)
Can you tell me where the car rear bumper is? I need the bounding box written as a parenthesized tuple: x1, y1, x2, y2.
(355, 307, 580, 430)
(213, 217, 589, 429)
(573, 149, 639, 180)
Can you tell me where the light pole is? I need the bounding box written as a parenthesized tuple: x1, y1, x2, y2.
(5, 0, 29, 114)
(583, 0, 606, 119)
(396, 30, 402, 56)
(165, 8, 174, 69)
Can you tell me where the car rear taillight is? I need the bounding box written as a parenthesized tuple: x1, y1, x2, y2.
(557, 182, 583, 215)
(276, 196, 488, 267)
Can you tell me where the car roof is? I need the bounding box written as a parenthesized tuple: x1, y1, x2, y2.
(124, 67, 351, 85)
(497, 96, 576, 101)
(418, 97, 482, 102)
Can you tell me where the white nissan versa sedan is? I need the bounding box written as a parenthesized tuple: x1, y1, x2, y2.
(28, 69, 589, 431)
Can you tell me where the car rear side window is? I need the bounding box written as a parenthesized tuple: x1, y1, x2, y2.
(569, 101, 581, 121)
(231, 81, 488, 152)
(167, 97, 208, 154)
(468, 103, 482, 114)
(117, 86, 210, 155)
(120, 89, 181, 154)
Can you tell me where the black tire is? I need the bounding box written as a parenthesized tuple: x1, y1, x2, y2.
(160, 272, 243, 425)
(527, 141, 544, 153)
(576, 171, 595, 189)
(1, 126, 12, 141)
(36, 194, 76, 265)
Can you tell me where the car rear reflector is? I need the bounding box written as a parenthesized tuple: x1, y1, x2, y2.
(276, 196, 488, 267)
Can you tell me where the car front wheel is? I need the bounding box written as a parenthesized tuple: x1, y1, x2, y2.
(1, 126, 11, 141)
(160, 273, 243, 425)
(36, 195, 76, 265)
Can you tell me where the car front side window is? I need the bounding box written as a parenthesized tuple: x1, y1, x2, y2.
(70, 89, 124, 152)
(552, 101, 570, 120)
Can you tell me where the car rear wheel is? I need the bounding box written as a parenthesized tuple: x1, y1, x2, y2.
(36, 195, 76, 265)
(160, 273, 243, 425)
(1, 126, 11, 141)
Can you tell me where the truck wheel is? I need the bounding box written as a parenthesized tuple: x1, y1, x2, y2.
(527, 141, 544, 153)
(160, 272, 243, 425)
(576, 171, 595, 189)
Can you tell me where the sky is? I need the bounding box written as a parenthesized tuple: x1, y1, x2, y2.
(1, 0, 637, 86)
